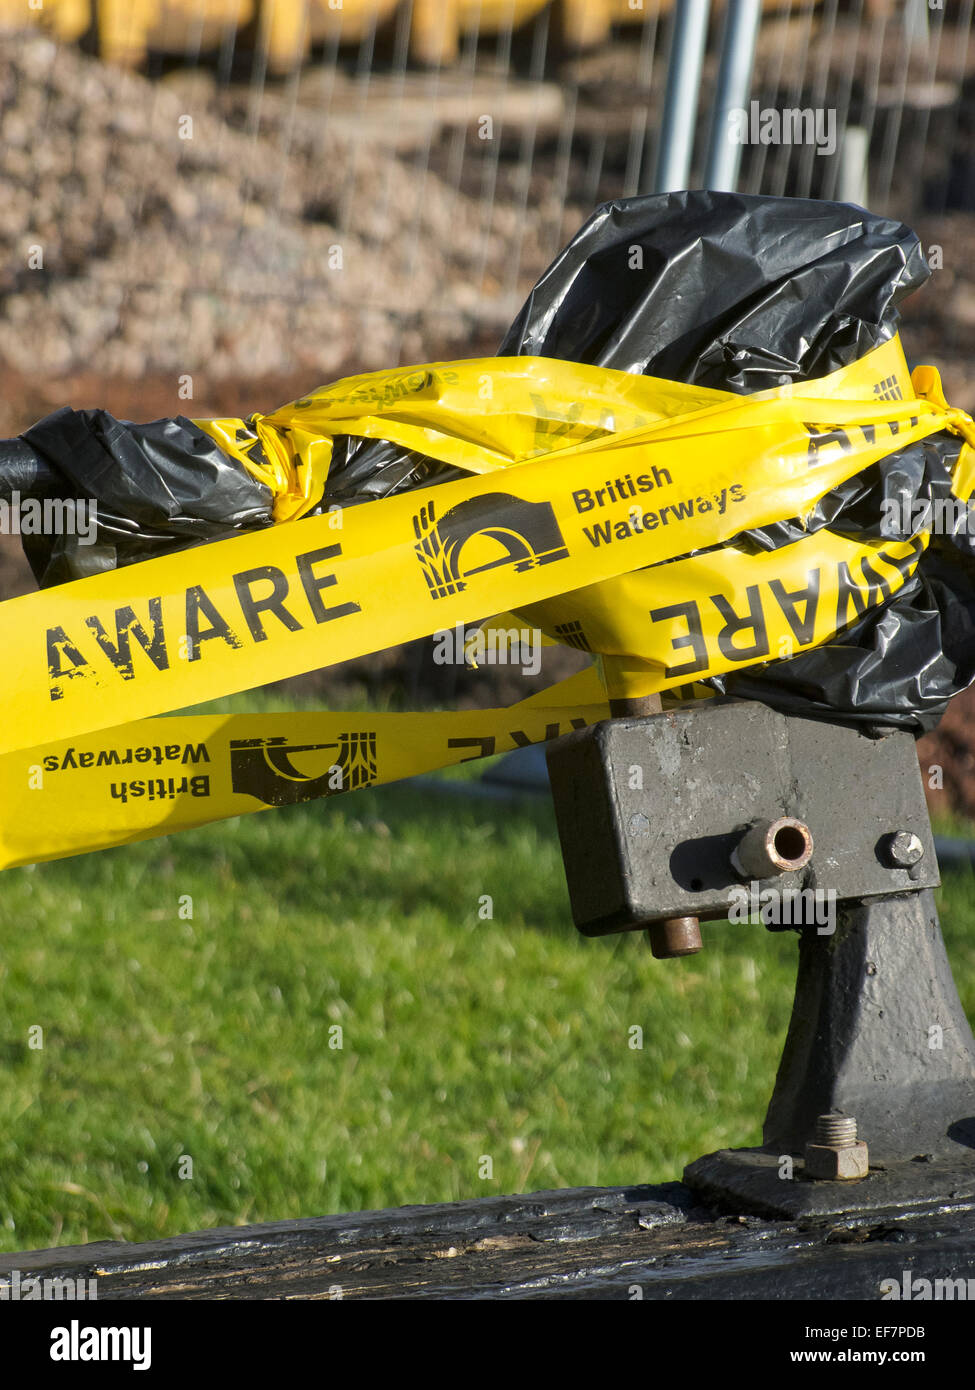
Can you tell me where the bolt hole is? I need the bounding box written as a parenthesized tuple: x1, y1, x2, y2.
(690, 877, 703, 891)
(774, 825, 808, 864)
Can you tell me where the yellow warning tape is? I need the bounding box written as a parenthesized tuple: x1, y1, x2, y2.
(1, 334, 972, 868)
(0, 667, 609, 870)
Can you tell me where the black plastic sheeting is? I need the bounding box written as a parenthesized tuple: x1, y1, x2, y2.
(498, 191, 929, 390)
(5, 190, 975, 732)
(9, 408, 273, 586)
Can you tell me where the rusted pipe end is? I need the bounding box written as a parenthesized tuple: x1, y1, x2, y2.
(647, 916, 703, 959)
(731, 817, 813, 880)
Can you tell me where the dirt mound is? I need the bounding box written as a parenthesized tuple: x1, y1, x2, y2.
(0, 35, 561, 383)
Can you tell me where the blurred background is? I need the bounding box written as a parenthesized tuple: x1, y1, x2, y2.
(2, 0, 975, 1253)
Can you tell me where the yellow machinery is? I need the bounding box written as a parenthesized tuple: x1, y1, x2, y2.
(0, 0, 829, 72)
(95, 0, 257, 66)
(257, 0, 401, 72)
(409, 0, 550, 69)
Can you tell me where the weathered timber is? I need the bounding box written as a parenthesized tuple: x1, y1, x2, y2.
(2, 1182, 975, 1299)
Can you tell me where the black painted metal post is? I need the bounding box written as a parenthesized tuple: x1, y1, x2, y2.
(764, 889, 975, 1162)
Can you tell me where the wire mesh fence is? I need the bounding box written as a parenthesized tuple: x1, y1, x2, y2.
(0, 1, 972, 388)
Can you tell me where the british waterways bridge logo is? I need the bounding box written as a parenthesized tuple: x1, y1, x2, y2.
(229, 732, 377, 805)
(413, 492, 569, 600)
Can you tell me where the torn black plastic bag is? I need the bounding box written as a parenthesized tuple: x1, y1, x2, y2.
(8, 410, 461, 586)
(13, 407, 274, 586)
(497, 189, 929, 390)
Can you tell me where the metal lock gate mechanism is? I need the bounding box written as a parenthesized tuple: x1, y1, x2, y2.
(546, 699, 975, 1219)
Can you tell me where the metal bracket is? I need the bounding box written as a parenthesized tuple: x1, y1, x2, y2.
(546, 700, 939, 936)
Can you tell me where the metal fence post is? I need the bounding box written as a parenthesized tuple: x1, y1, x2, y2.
(704, 0, 762, 192)
(654, 0, 712, 193)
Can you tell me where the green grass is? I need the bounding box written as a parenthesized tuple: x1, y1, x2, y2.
(1, 756, 974, 1253)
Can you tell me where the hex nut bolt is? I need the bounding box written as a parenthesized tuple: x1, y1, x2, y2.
(804, 1113, 869, 1181)
(647, 917, 703, 959)
(882, 830, 925, 869)
(731, 817, 813, 880)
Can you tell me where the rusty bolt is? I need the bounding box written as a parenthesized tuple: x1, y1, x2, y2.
(731, 817, 813, 880)
(882, 830, 924, 870)
(804, 1113, 869, 1181)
